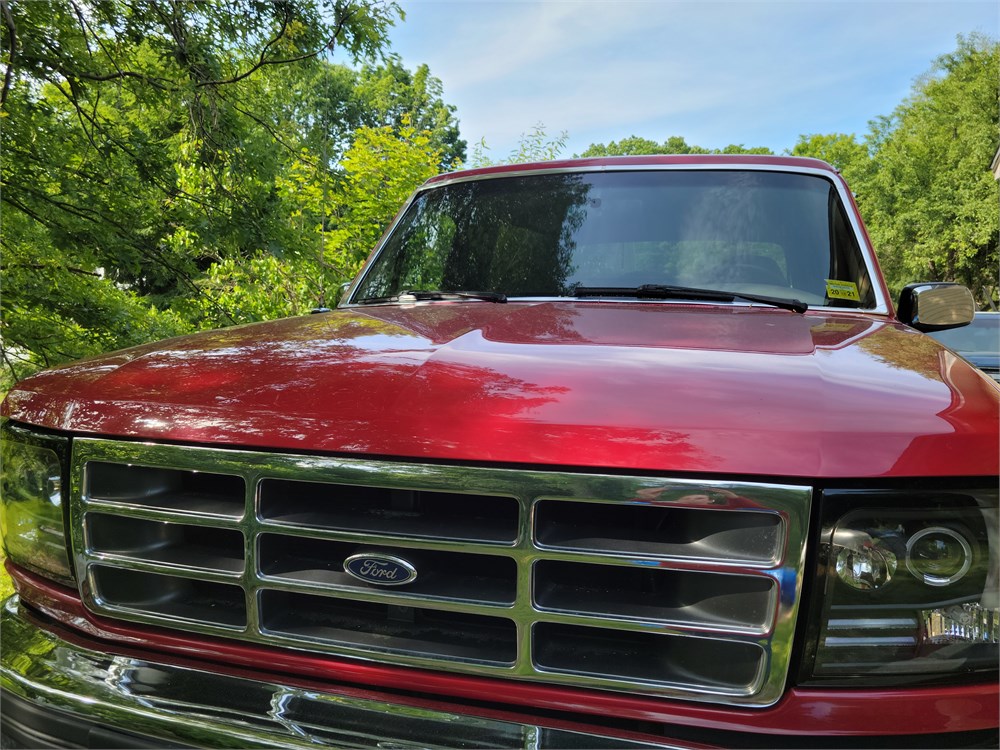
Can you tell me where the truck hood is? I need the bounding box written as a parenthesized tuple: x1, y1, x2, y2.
(4, 302, 998, 478)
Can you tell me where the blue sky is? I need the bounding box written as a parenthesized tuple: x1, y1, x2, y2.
(385, 0, 998, 159)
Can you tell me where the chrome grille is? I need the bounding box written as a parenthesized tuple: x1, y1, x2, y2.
(70, 438, 811, 707)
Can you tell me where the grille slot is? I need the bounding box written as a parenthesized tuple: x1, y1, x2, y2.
(535, 499, 782, 564)
(259, 534, 516, 605)
(90, 565, 247, 628)
(259, 479, 518, 543)
(533, 560, 775, 632)
(86, 513, 245, 573)
(72, 440, 811, 707)
(260, 590, 518, 664)
(533, 622, 764, 694)
(86, 461, 244, 518)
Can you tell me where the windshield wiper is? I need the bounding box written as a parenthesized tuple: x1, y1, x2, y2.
(355, 289, 507, 304)
(403, 289, 507, 303)
(572, 284, 807, 314)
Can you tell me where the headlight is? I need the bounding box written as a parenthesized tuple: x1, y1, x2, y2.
(805, 487, 998, 681)
(0, 421, 74, 585)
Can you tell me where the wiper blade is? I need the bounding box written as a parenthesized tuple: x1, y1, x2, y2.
(572, 284, 807, 314)
(354, 290, 507, 304)
(402, 289, 507, 303)
(574, 284, 731, 302)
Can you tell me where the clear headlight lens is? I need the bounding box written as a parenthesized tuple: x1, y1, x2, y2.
(0, 422, 74, 585)
(905, 526, 973, 586)
(812, 489, 998, 678)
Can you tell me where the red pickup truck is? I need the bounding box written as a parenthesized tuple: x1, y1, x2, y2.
(2, 155, 997, 748)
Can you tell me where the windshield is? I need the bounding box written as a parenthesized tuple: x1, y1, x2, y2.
(351, 169, 877, 308)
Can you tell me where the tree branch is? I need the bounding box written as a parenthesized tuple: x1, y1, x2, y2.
(37, 76, 221, 215)
(67, 67, 174, 90)
(1, 262, 102, 277)
(68, 0, 94, 57)
(49, 77, 101, 152)
(0, 0, 17, 109)
(217, 87, 312, 163)
(195, 7, 355, 88)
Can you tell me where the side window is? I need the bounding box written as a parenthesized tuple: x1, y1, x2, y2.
(827, 197, 875, 308)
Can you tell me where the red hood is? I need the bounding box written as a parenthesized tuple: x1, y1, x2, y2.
(4, 302, 998, 478)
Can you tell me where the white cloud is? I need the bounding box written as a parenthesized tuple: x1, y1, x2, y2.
(393, 0, 999, 158)
(426, 1, 656, 89)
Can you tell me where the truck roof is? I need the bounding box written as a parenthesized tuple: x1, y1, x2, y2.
(424, 154, 839, 186)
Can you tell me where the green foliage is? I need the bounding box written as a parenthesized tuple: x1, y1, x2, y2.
(356, 56, 465, 167)
(288, 55, 464, 168)
(469, 123, 569, 167)
(187, 120, 442, 329)
(789, 133, 870, 174)
(0, 176, 194, 389)
(179, 253, 321, 328)
(579, 135, 666, 156)
(580, 135, 772, 157)
(853, 34, 999, 305)
(1, 0, 464, 382)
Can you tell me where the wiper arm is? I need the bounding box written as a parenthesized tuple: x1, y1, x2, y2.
(354, 290, 507, 304)
(573, 284, 807, 314)
(727, 290, 807, 314)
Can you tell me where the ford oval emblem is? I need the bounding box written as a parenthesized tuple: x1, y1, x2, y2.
(344, 553, 417, 586)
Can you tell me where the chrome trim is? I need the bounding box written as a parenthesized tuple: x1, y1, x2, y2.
(0, 597, 684, 749)
(824, 636, 917, 646)
(70, 437, 812, 707)
(424, 161, 838, 188)
(828, 617, 918, 629)
(344, 161, 890, 315)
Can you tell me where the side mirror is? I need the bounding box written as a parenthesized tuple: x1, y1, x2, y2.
(334, 281, 352, 306)
(897, 282, 975, 332)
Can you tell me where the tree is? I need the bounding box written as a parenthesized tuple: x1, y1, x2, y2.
(185, 119, 443, 328)
(1, 210, 193, 384)
(469, 123, 569, 167)
(789, 133, 870, 174)
(1, 1, 470, 385)
(580, 135, 771, 157)
(356, 56, 464, 167)
(578, 136, 668, 156)
(287, 55, 464, 169)
(1, 0, 402, 289)
(855, 34, 999, 305)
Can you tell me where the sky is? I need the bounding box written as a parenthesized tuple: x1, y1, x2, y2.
(384, 0, 998, 160)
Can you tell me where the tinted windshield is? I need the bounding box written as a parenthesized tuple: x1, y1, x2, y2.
(352, 169, 876, 308)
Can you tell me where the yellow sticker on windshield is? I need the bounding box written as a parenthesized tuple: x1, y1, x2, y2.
(825, 279, 861, 301)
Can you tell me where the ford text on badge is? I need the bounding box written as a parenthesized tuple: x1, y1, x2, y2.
(343, 553, 418, 586)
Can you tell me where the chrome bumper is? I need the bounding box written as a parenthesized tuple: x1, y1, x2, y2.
(0, 597, 680, 749)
